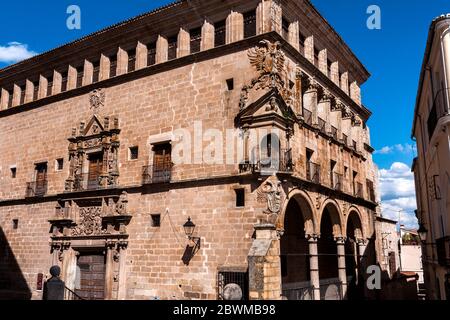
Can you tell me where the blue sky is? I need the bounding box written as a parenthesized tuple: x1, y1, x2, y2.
(1, 0, 448, 227)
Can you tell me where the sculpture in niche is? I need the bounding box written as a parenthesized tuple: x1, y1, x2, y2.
(115, 192, 128, 215)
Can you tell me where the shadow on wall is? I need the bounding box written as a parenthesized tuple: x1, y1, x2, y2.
(0, 226, 32, 300)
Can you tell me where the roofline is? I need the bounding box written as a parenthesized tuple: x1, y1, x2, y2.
(411, 14, 450, 139)
(0, 0, 186, 74)
(305, 0, 371, 83)
(376, 216, 398, 224)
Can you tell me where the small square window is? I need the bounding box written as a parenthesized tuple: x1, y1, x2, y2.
(151, 214, 161, 227)
(13, 219, 19, 230)
(129, 146, 139, 160)
(235, 189, 245, 207)
(10, 167, 17, 178)
(56, 158, 64, 171)
(226, 78, 234, 91)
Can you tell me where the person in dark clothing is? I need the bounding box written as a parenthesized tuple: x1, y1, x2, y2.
(42, 266, 65, 300)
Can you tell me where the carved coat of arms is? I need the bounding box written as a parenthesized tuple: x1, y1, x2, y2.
(90, 89, 105, 110)
(257, 175, 284, 215)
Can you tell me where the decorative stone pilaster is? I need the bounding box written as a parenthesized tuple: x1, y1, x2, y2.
(330, 61, 339, 85)
(67, 65, 78, 90)
(136, 42, 148, 70)
(226, 11, 244, 44)
(319, 89, 332, 133)
(1, 88, 8, 109)
(288, 21, 299, 50)
(335, 237, 348, 299)
(201, 20, 215, 51)
(350, 81, 361, 105)
(38, 75, 48, 99)
(304, 36, 314, 64)
(304, 79, 320, 125)
(100, 54, 110, 81)
(248, 223, 282, 300)
(117, 47, 128, 75)
(318, 49, 328, 76)
(307, 234, 320, 300)
(82, 60, 94, 86)
(294, 68, 304, 117)
(53, 70, 62, 95)
(340, 71, 349, 95)
(12, 84, 21, 107)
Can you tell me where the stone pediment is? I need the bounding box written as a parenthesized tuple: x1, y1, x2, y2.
(83, 114, 105, 137)
(235, 89, 297, 129)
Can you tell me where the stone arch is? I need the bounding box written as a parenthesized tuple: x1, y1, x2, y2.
(345, 207, 365, 240)
(277, 189, 316, 235)
(318, 199, 344, 238)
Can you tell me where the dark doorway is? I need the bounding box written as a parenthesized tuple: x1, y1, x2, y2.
(152, 143, 172, 182)
(75, 252, 106, 300)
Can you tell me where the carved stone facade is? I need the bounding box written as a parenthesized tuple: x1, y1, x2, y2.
(0, 0, 380, 301)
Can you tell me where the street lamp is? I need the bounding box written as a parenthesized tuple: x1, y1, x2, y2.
(182, 217, 201, 265)
(417, 223, 428, 243)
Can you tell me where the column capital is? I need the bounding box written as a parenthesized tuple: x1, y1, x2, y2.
(356, 238, 367, 245)
(334, 236, 347, 244)
(306, 233, 319, 242)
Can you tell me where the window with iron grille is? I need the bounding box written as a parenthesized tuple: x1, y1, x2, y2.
(282, 17, 290, 40)
(244, 10, 256, 38)
(214, 20, 226, 47)
(47, 76, 53, 96)
(61, 71, 68, 92)
(190, 27, 202, 54)
(76, 66, 84, 88)
(92, 60, 100, 83)
(168, 36, 177, 60)
(127, 49, 136, 72)
(147, 42, 156, 66)
(110, 54, 117, 77)
(19, 84, 26, 105)
(7, 89, 13, 108)
(33, 81, 39, 101)
(217, 270, 248, 300)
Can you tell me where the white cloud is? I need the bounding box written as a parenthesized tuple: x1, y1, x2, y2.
(379, 162, 418, 228)
(0, 42, 37, 64)
(374, 143, 417, 155)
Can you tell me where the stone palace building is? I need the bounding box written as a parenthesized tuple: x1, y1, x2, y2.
(0, 0, 380, 300)
(412, 13, 450, 300)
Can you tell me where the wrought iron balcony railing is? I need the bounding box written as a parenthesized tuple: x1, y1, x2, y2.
(331, 172, 343, 191)
(239, 149, 293, 174)
(73, 173, 117, 191)
(306, 161, 321, 184)
(26, 180, 48, 197)
(142, 163, 173, 184)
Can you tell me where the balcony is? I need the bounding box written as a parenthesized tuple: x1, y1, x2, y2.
(142, 163, 173, 184)
(306, 161, 321, 184)
(436, 236, 450, 267)
(354, 182, 363, 198)
(73, 173, 117, 191)
(239, 149, 293, 174)
(427, 88, 449, 141)
(331, 172, 343, 191)
(25, 180, 48, 197)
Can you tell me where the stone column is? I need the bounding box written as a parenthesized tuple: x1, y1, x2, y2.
(340, 71, 349, 95)
(330, 61, 339, 85)
(319, 89, 332, 133)
(248, 223, 282, 300)
(201, 20, 215, 51)
(0, 88, 8, 109)
(82, 59, 94, 86)
(304, 80, 319, 125)
(336, 237, 348, 299)
(136, 41, 148, 70)
(357, 239, 368, 298)
(295, 69, 303, 117)
(38, 75, 48, 99)
(177, 28, 190, 58)
(67, 65, 78, 90)
(53, 70, 62, 95)
(226, 11, 244, 44)
(100, 54, 110, 81)
(117, 241, 128, 300)
(318, 49, 328, 76)
(288, 21, 299, 50)
(12, 84, 21, 107)
(156, 35, 168, 64)
(350, 81, 361, 105)
(117, 47, 128, 75)
(307, 234, 320, 300)
(25, 79, 34, 103)
(256, 0, 282, 34)
(304, 36, 314, 64)
(105, 240, 116, 300)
